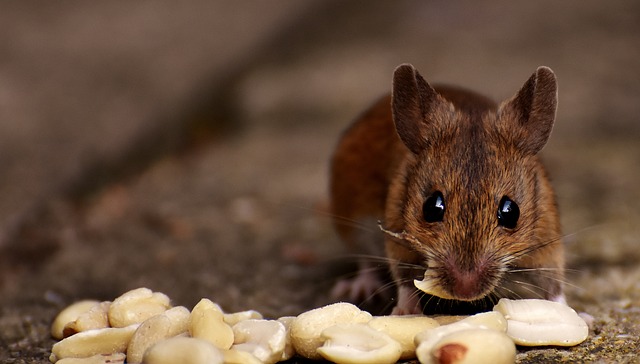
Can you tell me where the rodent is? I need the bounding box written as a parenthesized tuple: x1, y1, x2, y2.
(329, 64, 565, 315)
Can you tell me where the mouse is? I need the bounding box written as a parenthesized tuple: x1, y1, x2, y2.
(329, 64, 565, 315)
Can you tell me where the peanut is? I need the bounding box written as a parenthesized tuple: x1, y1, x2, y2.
(63, 302, 111, 338)
(232, 319, 287, 364)
(189, 298, 234, 350)
(142, 337, 223, 364)
(51, 300, 100, 340)
(316, 323, 402, 364)
(493, 298, 589, 346)
(108, 288, 171, 328)
(50, 324, 138, 362)
(419, 328, 515, 364)
(289, 302, 372, 360)
(368, 315, 439, 359)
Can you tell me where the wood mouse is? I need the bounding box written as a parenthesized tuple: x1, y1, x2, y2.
(330, 64, 565, 315)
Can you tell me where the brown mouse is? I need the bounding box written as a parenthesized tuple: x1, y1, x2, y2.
(330, 64, 565, 315)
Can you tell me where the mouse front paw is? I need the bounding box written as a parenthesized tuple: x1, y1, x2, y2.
(391, 285, 423, 315)
(330, 268, 386, 304)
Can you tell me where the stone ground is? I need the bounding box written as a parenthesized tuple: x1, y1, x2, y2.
(0, 1, 639, 362)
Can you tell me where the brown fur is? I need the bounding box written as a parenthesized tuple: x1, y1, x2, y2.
(330, 64, 565, 314)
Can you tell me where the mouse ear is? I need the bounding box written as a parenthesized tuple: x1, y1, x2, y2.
(392, 64, 452, 154)
(498, 66, 558, 155)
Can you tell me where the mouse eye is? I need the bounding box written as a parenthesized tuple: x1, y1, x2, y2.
(497, 196, 520, 229)
(423, 191, 445, 223)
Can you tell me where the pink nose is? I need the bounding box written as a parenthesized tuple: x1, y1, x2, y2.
(450, 270, 483, 300)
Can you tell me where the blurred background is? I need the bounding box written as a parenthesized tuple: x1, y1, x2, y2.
(0, 1, 638, 361)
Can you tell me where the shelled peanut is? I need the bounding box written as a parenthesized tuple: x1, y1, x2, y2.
(49, 288, 589, 364)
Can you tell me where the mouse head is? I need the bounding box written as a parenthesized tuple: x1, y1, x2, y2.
(389, 64, 563, 302)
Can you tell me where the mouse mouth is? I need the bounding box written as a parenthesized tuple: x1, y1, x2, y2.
(414, 277, 456, 300)
(417, 293, 496, 315)
(414, 269, 498, 314)
(414, 262, 501, 302)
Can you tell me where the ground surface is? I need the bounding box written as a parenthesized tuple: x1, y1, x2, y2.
(0, 1, 639, 363)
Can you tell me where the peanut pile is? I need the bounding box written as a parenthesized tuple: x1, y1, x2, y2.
(49, 287, 589, 364)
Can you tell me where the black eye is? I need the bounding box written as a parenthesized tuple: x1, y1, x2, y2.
(423, 191, 445, 223)
(498, 196, 520, 229)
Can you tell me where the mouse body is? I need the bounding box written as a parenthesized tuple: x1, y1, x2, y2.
(330, 64, 565, 314)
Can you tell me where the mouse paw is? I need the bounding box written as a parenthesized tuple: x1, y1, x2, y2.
(331, 268, 385, 304)
(391, 286, 423, 315)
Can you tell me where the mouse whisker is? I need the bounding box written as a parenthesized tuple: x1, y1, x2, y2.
(486, 291, 504, 306)
(507, 267, 563, 273)
(332, 253, 394, 265)
(357, 279, 397, 309)
(492, 285, 525, 301)
(377, 221, 426, 252)
(506, 234, 565, 263)
(509, 269, 583, 292)
(505, 279, 552, 299)
(337, 253, 424, 275)
(319, 211, 378, 233)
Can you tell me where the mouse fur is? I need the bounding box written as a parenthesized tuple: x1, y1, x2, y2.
(330, 64, 565, 315)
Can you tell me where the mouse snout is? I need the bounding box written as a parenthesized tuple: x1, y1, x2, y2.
(448, 268, 486, 300)
(443, 258, 499, 301)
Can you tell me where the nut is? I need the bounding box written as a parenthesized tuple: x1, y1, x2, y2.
(108, 288, 171, 328)
(418, 328, 516, 364)
(162, 306, 191, 336)
(493, 298, 589, 346)
(430, 316, 467, 326)
(53, 353, 126, 364)
(276, 316, 296, 361)
(222, 349, 263, 364)
(368, 315, 439, 359)
(126, 314, 172, 364)
(223, 309, 263, 326)
(414, 276, 454, 300)
(427, 312, 507, 330)
(232, 319, 287, 364)
(456, 311, 507, 332)
(414, 311, 508, 361)
(289, 302, 372, 360)
(316, 323, 402, 364)
(189, 298, 234, 350)
(142, 337, 223, 364)
(63, 302, 111, 338)
(50, 324, 138, 362)
(51, 300, 101, 340)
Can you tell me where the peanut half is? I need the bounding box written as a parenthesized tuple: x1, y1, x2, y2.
(493, 298, 589, 346)
(224, 309, 263, 326)
(317, 323, 402, 364)
(289, 302, 372, 360)
(367, 315, 439, 359)
(222, 349, 264, 364)
(51, 300, 100, 340)
(189, 298, 234, 350)
(108, 288, 171, 328)
(415, 311, 510, 364)
(276, 316, 296, 362)
(420, 328, 516, 364)
(63, 302, 111, 338)
(143, 337, 224, 364)
(232, 319, 287, 364)
(54, 353, 125, 364)
(50, 324, 138, 362)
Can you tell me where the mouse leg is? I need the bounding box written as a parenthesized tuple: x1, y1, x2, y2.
(331, 216, 392, 306)
(391, 284, 423, 315)
(330, 260, 387, 304)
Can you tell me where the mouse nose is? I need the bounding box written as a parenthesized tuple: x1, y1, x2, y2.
(451, 271, 480, 300)
(449, 268, 488, 300)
